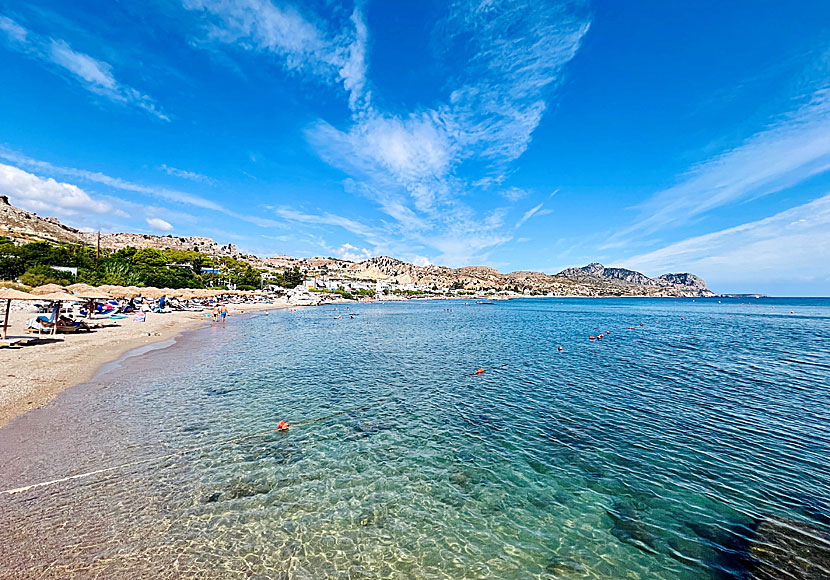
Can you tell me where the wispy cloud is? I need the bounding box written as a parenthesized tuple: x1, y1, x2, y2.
(184, 0, 588, 265)
(0, 16, 167, 120)
(515, 203, 552, 229)
(303, 1, 588, 265)
(619, 194, 830, 291)
(0, 148, 280, 228)
(614, 86, 830, 240)
(184, 0, 369, 109)
(0, 162, 113, 218)
(272, 206, 379, 242)
(159, 164, 215, 184)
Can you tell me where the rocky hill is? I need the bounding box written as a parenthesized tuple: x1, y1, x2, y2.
(0, 195, 239, 256)
(0, 196, 713, 296)
(558, 262, 709, 294)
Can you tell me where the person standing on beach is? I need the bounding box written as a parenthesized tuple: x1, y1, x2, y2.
(220, 304, 228, 323)
(212, 306, 219, 322)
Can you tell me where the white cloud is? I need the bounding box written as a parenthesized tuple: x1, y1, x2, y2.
(0, 17, 167, 120)
(183, 0, 588, 266)
(146, 217, 174, 232)
(619, 194, 830, 292)
(304, 1, 588, 265)
(273, 206, 379, 242)
(159, 164, 215, 184)
(515, 203, 550, 229)
(0, 148, 280, 228)
(333, 242, 371, 262)
(617, 87, 830, 239)
(184, 0, 369, 108)
(501, 187, 529, 202)
(0, 15, 27, 43)
(0, 163, 111, 217)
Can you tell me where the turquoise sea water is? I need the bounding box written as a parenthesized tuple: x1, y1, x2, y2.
(1, 297, 829, 579)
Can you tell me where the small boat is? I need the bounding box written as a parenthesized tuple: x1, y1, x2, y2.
(475, 301, 495, 305)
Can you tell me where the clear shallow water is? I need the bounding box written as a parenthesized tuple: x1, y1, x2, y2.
(1, 297, 829, 579)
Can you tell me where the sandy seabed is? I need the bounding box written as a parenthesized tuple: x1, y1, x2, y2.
(0, 302, 280, 428)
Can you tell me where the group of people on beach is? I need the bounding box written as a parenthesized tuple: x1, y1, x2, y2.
(211, 304, 228, 323)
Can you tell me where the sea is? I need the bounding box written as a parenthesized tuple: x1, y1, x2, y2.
(1, 297, 829, 579)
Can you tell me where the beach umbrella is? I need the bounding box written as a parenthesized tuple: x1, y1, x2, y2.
(141, 287, 165, 299)
(76, 290, 113, 300)
(0, 287, 39, 340)
(30, 283, 66, 295)
(107, 286, 139, 298)
(35, 292, 82, 302)
(31, 292, 81, 335)
(67, 283, 96, 294)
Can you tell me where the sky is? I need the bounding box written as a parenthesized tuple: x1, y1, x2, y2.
(0, 1, 828, 295)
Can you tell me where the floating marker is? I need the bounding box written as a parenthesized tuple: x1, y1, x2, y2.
(558, 346, 563, 351)
(475, 368, 485, 375)
(277, 420, 290, 431)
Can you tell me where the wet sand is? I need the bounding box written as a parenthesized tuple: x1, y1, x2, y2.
(0, 302, 282, 428)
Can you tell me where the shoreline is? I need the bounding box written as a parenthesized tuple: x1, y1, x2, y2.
(0, 301, 282, 429)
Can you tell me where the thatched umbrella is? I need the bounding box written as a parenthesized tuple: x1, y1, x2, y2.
(0, 287, 40, 340)
(76, 290, 113, 300)
(31, 283, 66, 295)
(140, 287, 165, 299)
(106, 286, 139, 299)
(30, 292, 81, 335)
(67, 283, 96, 294)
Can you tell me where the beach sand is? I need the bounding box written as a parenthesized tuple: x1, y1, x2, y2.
(0, 302, 280, 428)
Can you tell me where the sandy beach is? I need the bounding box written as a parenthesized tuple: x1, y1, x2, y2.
(0, 302, 281, 428)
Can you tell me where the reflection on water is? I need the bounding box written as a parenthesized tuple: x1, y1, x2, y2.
(1, 298, 829, 579)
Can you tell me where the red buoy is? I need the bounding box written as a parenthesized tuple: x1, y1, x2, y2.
(558, 346, 563, 351)
(589, 336, 596, 340)
(628, 326, 635, 330)
(277, 420, 290, 431)
(475, 368, 485, 375)
(640, 323, 644, 326)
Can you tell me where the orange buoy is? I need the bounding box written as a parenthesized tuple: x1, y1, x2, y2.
(598, 334, 604, 339)
(589, 336, 596, 340)
(558, 346, 563, 351)
(475, 368, 485, 375)
(277, 420, 290, 431)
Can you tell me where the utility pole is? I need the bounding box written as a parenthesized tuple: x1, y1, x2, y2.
(96, 231, 101, 259)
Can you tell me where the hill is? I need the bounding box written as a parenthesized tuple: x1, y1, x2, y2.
(0, 196, 713, 296)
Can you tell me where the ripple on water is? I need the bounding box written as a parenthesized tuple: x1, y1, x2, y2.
(1, 298, 829, 579)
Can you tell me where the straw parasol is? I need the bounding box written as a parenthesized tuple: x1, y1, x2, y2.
(76, 287, 114, 300)
(67, 283, 97, 294)
(35, 291, 82, 304)
(140, 287, 166, 299)
(30, 283, 66, 295)
(0, 287, 40, 340)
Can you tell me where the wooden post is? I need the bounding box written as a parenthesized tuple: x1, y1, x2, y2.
(2, 299, 10, 340)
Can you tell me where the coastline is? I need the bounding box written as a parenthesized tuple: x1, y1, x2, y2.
(0, 302, 282, 429)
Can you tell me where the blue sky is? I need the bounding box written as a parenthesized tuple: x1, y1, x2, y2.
(0, 0, 828, 295)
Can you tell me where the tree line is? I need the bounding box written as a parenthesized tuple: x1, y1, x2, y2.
(0, 237, 304, 290)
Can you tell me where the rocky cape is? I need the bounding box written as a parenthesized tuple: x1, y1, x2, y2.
(0, 196, 714, 297)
